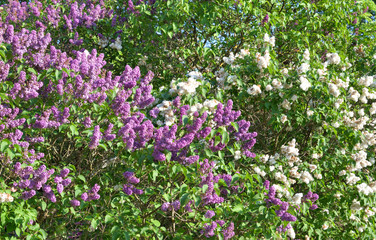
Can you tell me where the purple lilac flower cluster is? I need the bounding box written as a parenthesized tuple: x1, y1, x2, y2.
(55, 168, 72, 194)
(199, 159, 224, 205)
(261, 13, 269, 25)
(198, 160, 243, 206)
(122, 171, 143, 195)
(201, 221, 235, 239)
(3, 0, 112, 30)
(184, 200, 194, 212)
(1, 21, 156, 204)
(81, 184, 100, 202)
(161, 200, 181, 212)
(209, 100, 257, 157)
(264, 182, 297, 222)
(303, 191, 319, 210)
(264, 180, 319, 233)
(13, 162, 72, 202)
(88, 125, 102, 149)
(276, 223, 292, 234)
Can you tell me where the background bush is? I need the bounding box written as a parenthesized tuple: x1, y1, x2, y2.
(1, 0, 376, 239)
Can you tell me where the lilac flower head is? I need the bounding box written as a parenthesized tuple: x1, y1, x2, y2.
(123, 171, 134, 179)
(223, 222, 235, 240)
(172, 200, 181, 211)
(280, 212, 297, 222)
(262, 14, 269, 25)
(173, 96, 181, 108)
(123, 185, 133, 195)
(202, 222, 217, 238)
(81, 193, 89, 201)
(161, 202, 171, 212)
(88, 125, 102, 149)
(133, 188, 143, 195)
(263, 180, 270, 190)
(184, 200, 193, 212)
(57, 184, 64, 194)
(204, 210, 216, 219)
(62, 178, 72, 187)
(91, 184, 100, 193)
(54, 176, 63, 184)
(277, 223, 292, 233)
(70, 199, 81, 207)
(149, 107, 159, 118)
(216, 220, 225, 227)
(309, 204, 318, 210)
(43, 184, 52, 193)
(128, 176, 140, 184)
(83, 117, 92, 128)
(21, 190, 36, 200)
(60, 168, 70, 178)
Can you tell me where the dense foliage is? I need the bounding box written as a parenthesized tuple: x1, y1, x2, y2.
(1, 0, 376, 239)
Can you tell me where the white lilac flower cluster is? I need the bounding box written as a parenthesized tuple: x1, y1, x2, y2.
(299, 76, 311, 91)
(223, 49, 251, 65)
(349, 199, 376, 230)
(297, 62, 310, 75)
(169, 71, 203, 96)
(0, 192, 14, 203)
(156, 100, 175, 126)
(188, 99, 221, 116)
(247, 85, 262, 96)
(157, 70, 220, 126)
(109, 37, 122, 51)
(324, 52, 341, 66)
(263, 33, 275, 47)
(219, 49, 251, 90)
(253, 139, 321, 187)
(215, 68, 229, 88)
(98, 36, 109, 48)
(254, 33, 275, 71)
(255, 50, 271, 70)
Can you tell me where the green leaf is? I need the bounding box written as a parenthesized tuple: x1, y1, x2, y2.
(6, 148, 15, 159)
(55, 69, 62, 80)
(17, 65, 24, 73)
(27, 68, 37, 75)
(214, 136, 221, 146)
(180, 193, 190, 206)
(231, 122, 239, 132)
(233, 204, 243, 213)
(152, 170, 158, 182)
(105, 215, 114, 224)
(166, 152, 172, 161)
(91, 219, 98, 230)
(151, 219, 161, 227)
(0, 49, 6, 60)
(0, 139, 10, 152)
(221, 131, 229, 144)
(77, 175, 86, 182)
(13, 144, 22, 153)
(98, 144, 108, 151)
(41, 201, 47, 211)
(202, 184, 208, 193)
(70, 125, 79, 136)
(15, 228, 21, 237)
(182, 115, 189, 126)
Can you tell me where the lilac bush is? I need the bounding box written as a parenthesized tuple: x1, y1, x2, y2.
(2, 0, 375, 239)
(0, 1, 259, 238)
